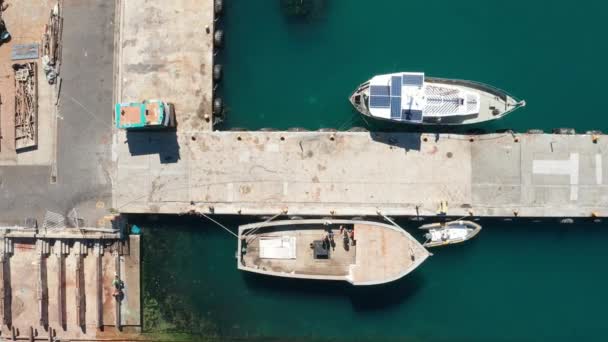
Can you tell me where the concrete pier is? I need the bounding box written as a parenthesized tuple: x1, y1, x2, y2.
(111, 0, 607, 219)
(116, 0, 217, 132)
(114, 131, 608, 218)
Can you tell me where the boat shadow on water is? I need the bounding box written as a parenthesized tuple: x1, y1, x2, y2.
(241, 270, 426, 312)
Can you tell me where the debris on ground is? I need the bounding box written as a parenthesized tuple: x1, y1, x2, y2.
(13, 62, 38, 151)
(41, 2, 62, 84)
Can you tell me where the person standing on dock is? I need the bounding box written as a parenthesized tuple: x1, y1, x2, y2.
(112, 273, 125, 300)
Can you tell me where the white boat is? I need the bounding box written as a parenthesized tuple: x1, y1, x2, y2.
(419, 220, 482, 247)
(350, 72, 525, 125)
(237, 219, 430, 286)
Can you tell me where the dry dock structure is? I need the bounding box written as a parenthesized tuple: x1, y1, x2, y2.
(0, 0, 151, 339)
(0, 229, 140, 339)
(1, 0, 219, 339)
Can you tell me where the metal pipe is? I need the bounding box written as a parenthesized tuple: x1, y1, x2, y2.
(114, 253, 121, 330)
(56, 252, 64, 329)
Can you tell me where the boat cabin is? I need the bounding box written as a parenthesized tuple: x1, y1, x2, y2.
(366, 72, 481, 123)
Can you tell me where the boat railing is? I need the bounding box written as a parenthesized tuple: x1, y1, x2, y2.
(426, 77, 524, 105)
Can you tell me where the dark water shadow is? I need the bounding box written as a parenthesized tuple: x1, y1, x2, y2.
(125, 130, 180, 164)
(242, 269, 425, 312)
(279, 0, 331, 24)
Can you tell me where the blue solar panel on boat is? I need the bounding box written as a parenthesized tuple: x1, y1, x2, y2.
(390, 96, 401, 119)
(391, 76, 402, 96)
(403, 109, 423, 122)
(402, 74, 424, 87)
(370, 85, 390, 96)
(369, 95, 390, 108)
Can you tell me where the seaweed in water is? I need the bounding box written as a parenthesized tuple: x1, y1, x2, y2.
(142, 225, 220, 338)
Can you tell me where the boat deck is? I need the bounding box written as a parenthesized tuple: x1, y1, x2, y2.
(240, 221, 429, 285)
(477, 90, 515, 119)
(424, 80, 516, 124)
(350, 224, 428, 284)
(241, 224, 356, 280)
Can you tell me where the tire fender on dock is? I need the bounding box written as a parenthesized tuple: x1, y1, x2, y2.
(213, 97, 223, 116)
(213, 64, 223, 81)
(214, 0, 224, 15)
(552, 128, 575, 135)
(214, 29, 224, 47)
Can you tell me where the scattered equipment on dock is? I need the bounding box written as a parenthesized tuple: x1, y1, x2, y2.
(14, 62, 38, 151)
(11, 43, 39, 60)
(238, 219, 430, 285)
(419, 220, 482, 247)
(115, 99, 175, 129)
(41, 3, 63, 84)
(350, 72, 525, 125)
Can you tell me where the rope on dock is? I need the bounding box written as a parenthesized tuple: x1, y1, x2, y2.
(243, 211, 284, 244)
(448, 214, 472, 223)
(198, 212, 238, 238)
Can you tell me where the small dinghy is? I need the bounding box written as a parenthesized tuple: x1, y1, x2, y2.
(419, 220, 482, 247)
(238, 219, 430, 285)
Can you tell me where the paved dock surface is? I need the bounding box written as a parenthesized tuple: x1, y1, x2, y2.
(0, 0, 115, 228)
(116, 0, 215, 132)
(113, 131, 608, 218)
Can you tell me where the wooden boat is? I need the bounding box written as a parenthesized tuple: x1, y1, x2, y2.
(419, 220, 482, 247)
(237, 219, 430, 286)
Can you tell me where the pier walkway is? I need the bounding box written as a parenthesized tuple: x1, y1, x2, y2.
(113, 131, 608, 218)
(115, 0, 216, 132)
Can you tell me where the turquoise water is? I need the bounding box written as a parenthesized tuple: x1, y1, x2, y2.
(142, 0, 608, 340)
(141, 217, 608, 341)
(220, 0, 607, 133)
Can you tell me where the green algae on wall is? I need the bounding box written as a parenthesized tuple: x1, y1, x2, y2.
(142, 223, 219, 338)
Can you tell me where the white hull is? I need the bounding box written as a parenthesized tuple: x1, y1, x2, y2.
(350, 72, 525, 125)
(419, 220, 482, 247)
